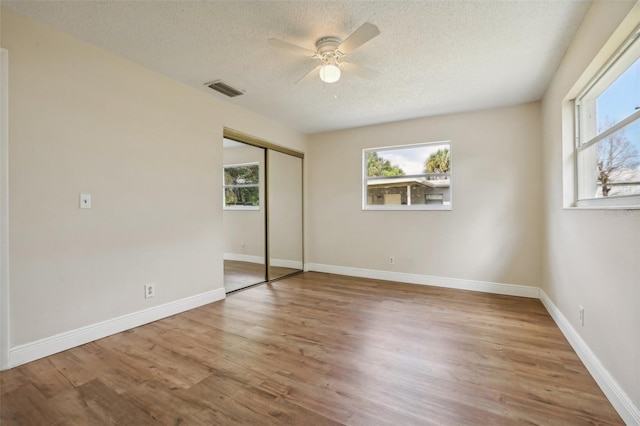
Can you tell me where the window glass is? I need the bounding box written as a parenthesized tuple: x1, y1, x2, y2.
(577, 121, 640, 199)
(363, 142, 452, 210)
(579, 57, 640, 141)
(575, 29, 640, 205)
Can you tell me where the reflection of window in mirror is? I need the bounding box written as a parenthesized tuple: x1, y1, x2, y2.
(223, 162, 260, 210)
(363, 141, 452, 211)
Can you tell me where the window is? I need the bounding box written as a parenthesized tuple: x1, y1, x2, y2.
(574, 25, 640, 207)
(363, 141, 452, 211)
(223, 162, 260, 210)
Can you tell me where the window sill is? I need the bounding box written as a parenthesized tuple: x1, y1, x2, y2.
(224, 206, 260, 211)
(363, 205, 452, 211)
(569, 195, 640, 210)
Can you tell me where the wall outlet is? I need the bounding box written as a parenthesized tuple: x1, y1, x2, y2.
(388, 256, 395, 265)
(578, 305, 584, 326)
(145, 283, 155, 299)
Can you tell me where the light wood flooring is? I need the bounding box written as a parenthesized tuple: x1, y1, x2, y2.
(224, 260, 299, 292)
(0, 272, 623, 425)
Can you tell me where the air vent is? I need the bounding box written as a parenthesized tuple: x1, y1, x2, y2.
(206, 80, 244, 97)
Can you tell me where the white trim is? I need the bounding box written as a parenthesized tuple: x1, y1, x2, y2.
(306, 263, 539, 298)
(575, 195, 640, 209)
(539, 290, 640, 425)
(7, 288, 225, 369)
(223, 205, 260, 211)
(363, 204, 452, 211)
(0, 48, 9, 371)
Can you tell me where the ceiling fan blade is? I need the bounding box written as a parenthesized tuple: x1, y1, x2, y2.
(268, 38, 317, 57)
(338, 22, 380, 54)
(295, 65, 322, 84)
(341, 62, 380, 80)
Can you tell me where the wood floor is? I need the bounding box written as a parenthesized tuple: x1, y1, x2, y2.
(0, 272, 623, 425)
(224, 260, 299, 293)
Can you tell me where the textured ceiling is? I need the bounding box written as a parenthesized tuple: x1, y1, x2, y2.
(3, 0, 592, 134)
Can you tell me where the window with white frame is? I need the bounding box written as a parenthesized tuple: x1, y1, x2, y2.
(574, 26, 640, 207)
(363, 141, 452, 211)
(223, 162, 260, 209)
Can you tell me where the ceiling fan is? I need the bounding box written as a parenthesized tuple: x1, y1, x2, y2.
(268, 22, 380, 84)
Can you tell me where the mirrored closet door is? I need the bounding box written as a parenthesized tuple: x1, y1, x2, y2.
(222, 129, 303, 293)
(222, 139, 266, 292)
(268, 150, 303, 281)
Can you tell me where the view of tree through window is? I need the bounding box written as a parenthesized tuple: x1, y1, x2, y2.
(367, 152, 405, 177)
(576, 36, 640, 203)
(363, 142, 452, 210)
(224, 163, 260, 209)
(596, 120, 639, 197)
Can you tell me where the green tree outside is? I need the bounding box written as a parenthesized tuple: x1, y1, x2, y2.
(367, 152, 405, 177)
(424, 149, 450, 174)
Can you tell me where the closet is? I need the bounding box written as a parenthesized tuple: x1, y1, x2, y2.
(222, 129, 303, 293)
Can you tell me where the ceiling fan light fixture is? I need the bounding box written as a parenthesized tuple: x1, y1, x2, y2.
(319, 64, 341, 83)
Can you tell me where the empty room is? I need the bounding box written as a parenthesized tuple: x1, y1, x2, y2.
(0, 0, 639, 424)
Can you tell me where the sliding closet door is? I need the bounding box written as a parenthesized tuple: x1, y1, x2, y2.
(267, 150, 303, 280)
(222, 139, 267, 292)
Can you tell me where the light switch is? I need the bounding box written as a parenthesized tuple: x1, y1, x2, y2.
(80, 193, 92, 209)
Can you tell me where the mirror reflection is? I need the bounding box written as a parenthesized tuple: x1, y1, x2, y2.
(268, 150, 303, 280)
(223, 139, 266, 292)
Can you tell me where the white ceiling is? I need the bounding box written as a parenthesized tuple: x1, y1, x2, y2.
(3, 0, 592, 134)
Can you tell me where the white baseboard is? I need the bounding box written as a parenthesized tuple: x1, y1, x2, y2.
(306, 263, 540, 298)
(7, 288, 225, 369)
(224, 253, 302, 270)
(539, 290, 640, 425)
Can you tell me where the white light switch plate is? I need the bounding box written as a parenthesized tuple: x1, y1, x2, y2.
(80, 193, 92, 209)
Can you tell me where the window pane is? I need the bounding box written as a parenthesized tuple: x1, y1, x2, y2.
(579, 40, 640, 143)
(224, 164, 259, 186)
(364, 142, 451, 209)
(596, 58, 640, 132)
(578, 119, 640, 199)
(225, 187, 259, 207)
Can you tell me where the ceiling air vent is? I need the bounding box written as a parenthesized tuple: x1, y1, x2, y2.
(206, 80, 244, 98)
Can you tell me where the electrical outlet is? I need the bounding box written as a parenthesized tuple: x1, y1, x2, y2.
(388, 256, 395, 265)
(578, 305, 584, 326)
(145, 283, 155, 299)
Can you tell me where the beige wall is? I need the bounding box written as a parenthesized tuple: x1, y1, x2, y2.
(541, 0, 640, 410)
(308, 102, 543, 288)
(1, 8, 306, 347)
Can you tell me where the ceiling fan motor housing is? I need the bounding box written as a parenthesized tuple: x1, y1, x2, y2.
(316, 36, 341, 53)
(315, 36, 344, 65)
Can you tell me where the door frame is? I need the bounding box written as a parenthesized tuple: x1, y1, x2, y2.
(1, 48, 10, 370)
